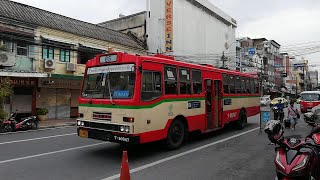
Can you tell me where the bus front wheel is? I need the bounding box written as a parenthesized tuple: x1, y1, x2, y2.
(165, 120, 185, 150)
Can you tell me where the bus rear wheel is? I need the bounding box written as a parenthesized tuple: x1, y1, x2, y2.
(235, 110, 247, 130)
(165, 120, 185, 150)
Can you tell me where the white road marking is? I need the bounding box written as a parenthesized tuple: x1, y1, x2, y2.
(0, 133, 77, 145)
(0, 143, 106, 164)
(102, 127, 260, 180)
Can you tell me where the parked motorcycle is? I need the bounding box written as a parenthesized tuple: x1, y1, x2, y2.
(2, 111, 38, 132)
(265, 119, 320, 180)
(272, 106, 285, 122)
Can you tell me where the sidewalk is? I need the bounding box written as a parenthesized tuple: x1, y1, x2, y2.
(38, 118, 77, 129)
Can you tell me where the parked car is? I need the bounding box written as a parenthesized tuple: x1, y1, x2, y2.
(270, 97, 288, 107)
(260, 96, 271, 106)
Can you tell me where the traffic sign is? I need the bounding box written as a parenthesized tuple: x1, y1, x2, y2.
(262, 111, 270, 122)
(248, 48, 255, 55)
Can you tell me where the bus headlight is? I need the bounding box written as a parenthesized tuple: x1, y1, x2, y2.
(124, 126, 130, 133)
(119, 125, 130, 133)
(77, 121, 84, 126)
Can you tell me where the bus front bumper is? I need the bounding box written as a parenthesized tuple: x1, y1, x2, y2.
(77, 127, 140, 144)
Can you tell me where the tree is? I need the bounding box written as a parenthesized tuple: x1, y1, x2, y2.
(0, 77, 12, 123)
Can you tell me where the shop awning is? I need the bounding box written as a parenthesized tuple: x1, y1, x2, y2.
(0, 70, 48, 78)
(49, 74, 83, 80)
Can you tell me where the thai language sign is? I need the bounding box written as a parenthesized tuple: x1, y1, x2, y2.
(87, 64, 134, 74)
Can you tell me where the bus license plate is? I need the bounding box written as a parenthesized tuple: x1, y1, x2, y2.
(79, 129, 88, 138)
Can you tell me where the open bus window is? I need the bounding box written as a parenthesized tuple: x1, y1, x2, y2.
(254, 79, 259, 93)
(250, 79, 255, 94)
(241, 77, 246, 94)
(235, 76, 241, 94)
(164, 66, 178, 94)
(246, 78, 251, 93)
(301, 94, 320, 101)
(229, 76, 235, 94)
(141, 71, 162, 101)
(179, 68, 191, 94)
(223, 74, 229, 94)
(192, 70, 202, 94)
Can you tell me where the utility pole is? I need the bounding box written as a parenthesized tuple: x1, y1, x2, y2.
(221, 51, 226, 69)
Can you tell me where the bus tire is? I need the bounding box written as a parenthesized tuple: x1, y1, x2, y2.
(165, 119, 186, 150)
(235, 110, 247, 130)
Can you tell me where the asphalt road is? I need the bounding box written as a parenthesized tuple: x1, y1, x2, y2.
(0, 110, 311, 180)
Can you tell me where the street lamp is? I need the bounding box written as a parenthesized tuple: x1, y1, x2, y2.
(221, 41, 237, 69)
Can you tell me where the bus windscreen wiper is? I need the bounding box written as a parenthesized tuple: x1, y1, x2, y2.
(89, 73, 104, 104)
(106, 73, 115, 105)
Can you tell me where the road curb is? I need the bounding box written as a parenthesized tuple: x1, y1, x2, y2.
(0, 124, 76, 135)
(38, 123, 76, 129)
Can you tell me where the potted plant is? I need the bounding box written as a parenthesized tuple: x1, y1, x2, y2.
(37, 108, 48, 121)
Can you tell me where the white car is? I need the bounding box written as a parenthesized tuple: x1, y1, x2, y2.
(261, 96, 271, 106)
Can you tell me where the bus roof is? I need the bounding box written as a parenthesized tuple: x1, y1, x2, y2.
(301, 91, 320, 95)
(87, 52, 258, 78)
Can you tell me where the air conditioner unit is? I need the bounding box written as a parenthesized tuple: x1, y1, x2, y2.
(44, 59, 55, 69)
(0, 51, 15, 66)
(66, 63, 76, 72)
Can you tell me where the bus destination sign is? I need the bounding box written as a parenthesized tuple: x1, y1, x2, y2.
(100, 55, 117, 63)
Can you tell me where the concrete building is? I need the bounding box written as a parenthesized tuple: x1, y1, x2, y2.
(292, 59, 309, 93)
(309, 70, 318, 90)
(0, 0, 145, 119)
(99, 0, 237, 69)
(237, 37, 282, 96)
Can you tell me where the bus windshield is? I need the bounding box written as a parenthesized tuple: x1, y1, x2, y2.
(81, 64, 135, 99)
(301, 94, 320, 101)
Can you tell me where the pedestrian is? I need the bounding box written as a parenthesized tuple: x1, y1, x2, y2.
(288, 101, 299, 130)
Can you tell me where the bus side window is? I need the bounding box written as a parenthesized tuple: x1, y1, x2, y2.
(192, 70, 202, 94)
(179, 68, 191, 94)
(223, 74, 229, 94)
(241, 77, 246, 94)
(246, 78, 251, 94)
(235, 76, 241, 94)
(141, 71, 162, 101)
(250, 79, 255, 94)
(254, 79, 259, 93)
(229, 76, 235, 94)
(164, 66, 178, 95)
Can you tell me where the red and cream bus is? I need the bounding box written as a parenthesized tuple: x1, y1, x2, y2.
(300, 91, 320, 113)
(77, 52, 260, 149)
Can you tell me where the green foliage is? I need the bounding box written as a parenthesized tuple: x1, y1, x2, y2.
(37, 108, 49, 115)
(0, 77, 12, 99)
(0, 77, 11, 122)
(0, 109, 8, 123)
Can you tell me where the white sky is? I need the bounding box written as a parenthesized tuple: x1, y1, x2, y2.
(11, 0, 320, 70)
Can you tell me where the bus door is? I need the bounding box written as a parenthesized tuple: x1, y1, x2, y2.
(205, 79, 213, 129)
(213, 80, 222, 128)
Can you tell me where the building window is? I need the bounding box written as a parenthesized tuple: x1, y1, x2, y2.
(1, 40, 13, 52)
(17, 42, 28, 56)
(141, 71, 162, 101)
(60, 49, 70, 62)
(192, 70, 202, 94)
(179, 68, 191, 94)
(164, 66, 177, 95)
(42, 46, 54, 59)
